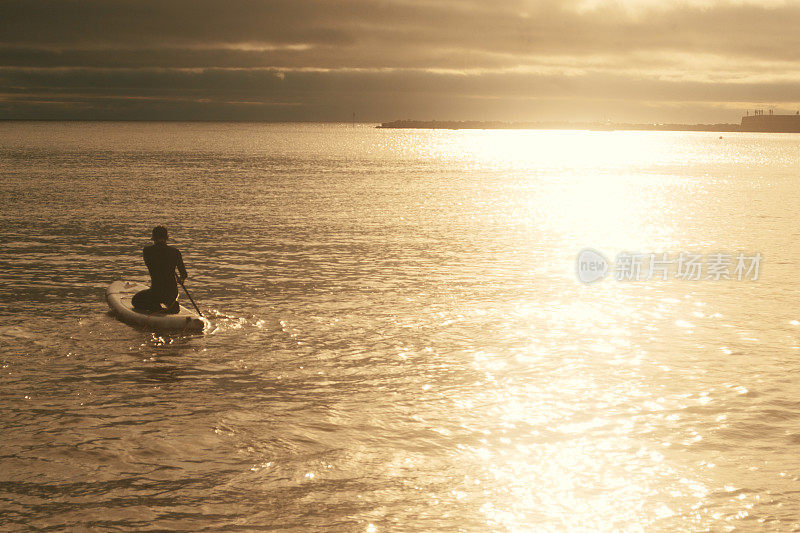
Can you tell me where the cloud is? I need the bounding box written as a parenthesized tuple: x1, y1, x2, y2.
(4, 0, 800, 60)
(3, 65, 800, 121)
(2, 0, 800, 120)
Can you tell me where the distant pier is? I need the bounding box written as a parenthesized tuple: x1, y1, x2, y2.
(740, 110, 800, 132)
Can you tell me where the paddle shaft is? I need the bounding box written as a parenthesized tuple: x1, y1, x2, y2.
(176, 275, 203, 317)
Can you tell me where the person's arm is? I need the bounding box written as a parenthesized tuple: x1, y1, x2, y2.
(143, 247, 154, 277)
(176, 249, 188, 282)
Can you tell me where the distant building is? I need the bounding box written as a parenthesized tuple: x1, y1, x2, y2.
(741, 111, 800, 132)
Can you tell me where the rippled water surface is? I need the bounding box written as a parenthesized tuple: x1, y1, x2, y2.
(2, 122, 800, 531)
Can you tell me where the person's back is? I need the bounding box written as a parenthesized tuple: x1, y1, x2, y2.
(132, 226, 188, 313)
(144, 241, 185, 302)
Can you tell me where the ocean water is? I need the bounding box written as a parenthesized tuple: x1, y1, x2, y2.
(2, 122, 800, 531)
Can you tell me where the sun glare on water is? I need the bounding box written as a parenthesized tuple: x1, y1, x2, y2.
(377, 129, 736, 529)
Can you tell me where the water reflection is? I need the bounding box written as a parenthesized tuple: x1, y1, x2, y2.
(2, 125, 800, 530)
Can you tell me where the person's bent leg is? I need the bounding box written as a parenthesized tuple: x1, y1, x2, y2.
(164, 299, 180, 314)
(159, 288, 180, 314)
(132, 289, 160, 311)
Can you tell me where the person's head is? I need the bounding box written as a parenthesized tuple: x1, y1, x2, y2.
(151, 225, 168, 243)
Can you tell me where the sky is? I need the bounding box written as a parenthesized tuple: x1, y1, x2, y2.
(2, 0, 800, 122)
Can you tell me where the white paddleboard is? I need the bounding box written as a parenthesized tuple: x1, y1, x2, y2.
(106, 280, 208, 332)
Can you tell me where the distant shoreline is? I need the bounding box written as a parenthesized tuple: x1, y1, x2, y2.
(378, 120, 742, 132)
(1, 118, 798, 133)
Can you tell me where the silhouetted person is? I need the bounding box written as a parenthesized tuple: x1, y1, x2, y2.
(131, 226, 188, 314)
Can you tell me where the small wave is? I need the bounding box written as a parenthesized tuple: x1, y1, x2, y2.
(203, 308, 271, 334)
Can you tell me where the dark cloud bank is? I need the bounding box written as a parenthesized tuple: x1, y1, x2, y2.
(1, 0, 799, 122)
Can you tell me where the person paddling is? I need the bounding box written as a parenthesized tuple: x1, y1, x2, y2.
(132, 226, 188, 314)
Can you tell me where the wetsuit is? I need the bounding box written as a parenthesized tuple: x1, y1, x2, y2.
(131, 242, 188, 313)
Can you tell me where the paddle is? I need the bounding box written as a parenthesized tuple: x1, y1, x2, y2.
(176, 274, 203, 317)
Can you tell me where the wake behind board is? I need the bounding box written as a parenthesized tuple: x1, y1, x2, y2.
(106, 280, 208, 332)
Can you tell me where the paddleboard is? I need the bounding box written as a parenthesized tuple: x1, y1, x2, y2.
(106, 280, 208, 332)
